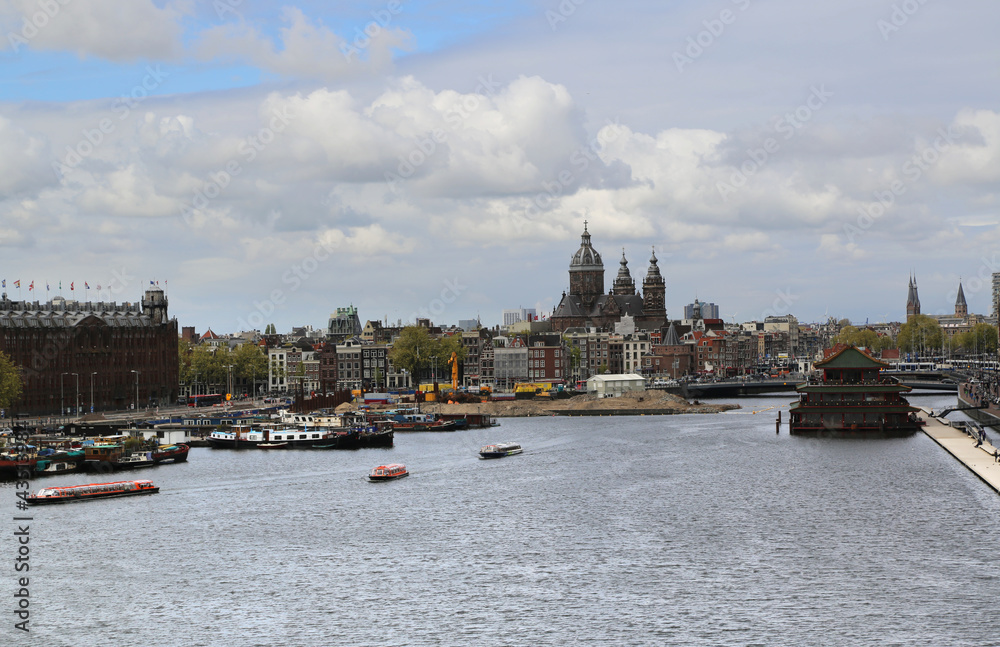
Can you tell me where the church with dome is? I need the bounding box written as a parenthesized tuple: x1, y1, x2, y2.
(548, 222, 668, 333)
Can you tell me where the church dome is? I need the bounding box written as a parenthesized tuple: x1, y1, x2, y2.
(570, 221, 603, 270)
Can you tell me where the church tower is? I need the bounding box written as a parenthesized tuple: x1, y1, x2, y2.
(906, 274, 921, 320)
(642, 248, 666, 320)
(955, 280, 968, 318)
(612, 249, 636, 296)
(569, 221, 605, 311)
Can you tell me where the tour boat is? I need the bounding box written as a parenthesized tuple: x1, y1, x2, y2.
(479, 442, 523, 459)
(26, 479, 160, 505)
(368, 463, 409, 481)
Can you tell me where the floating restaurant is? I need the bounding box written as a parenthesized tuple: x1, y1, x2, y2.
(789, 345, 922, 437)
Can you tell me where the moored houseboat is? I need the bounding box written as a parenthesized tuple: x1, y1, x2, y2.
(26, 479, 160, 505)
(368, 463, 409, 481)
(789, 345, 922, 437)
(207, 425, 267, 449)
(479, 442, 523, 459)
(391, 412, 459, 431)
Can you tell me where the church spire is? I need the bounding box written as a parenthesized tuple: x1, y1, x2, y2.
(955, 278, 967, 318)
(906, 273, 921, 320)
(612, 248, 636, 296)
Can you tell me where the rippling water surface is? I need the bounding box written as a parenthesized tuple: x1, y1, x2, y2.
(3, 394, 1000, 646)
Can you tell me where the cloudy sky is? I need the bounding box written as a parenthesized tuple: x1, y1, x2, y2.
(0, 0, 998, 334)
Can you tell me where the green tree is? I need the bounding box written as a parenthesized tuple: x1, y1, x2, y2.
(832, 326, 894, 351)
(388, 326, 436, 378)
(951, 323, 998, 355)
(231, 343, 268, 394)
(388, 327, 467, 383)
(0, 349, 23, 411)
(897, 315, 943, 354)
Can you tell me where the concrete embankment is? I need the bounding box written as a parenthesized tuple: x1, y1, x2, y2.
(920, 410, 1000, 493)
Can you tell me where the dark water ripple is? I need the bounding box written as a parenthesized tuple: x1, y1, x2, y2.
(2, 394, 999, 646)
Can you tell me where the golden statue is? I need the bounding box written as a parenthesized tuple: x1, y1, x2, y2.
(448, 351, 459, 390)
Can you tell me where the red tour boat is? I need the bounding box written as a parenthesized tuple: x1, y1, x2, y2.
(25, 479, 160, 505)
(368, 464, 409, 481)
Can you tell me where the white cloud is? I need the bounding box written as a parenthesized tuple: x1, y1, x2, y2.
(1, 0, 183, 60)
(195, 7, 413, 81)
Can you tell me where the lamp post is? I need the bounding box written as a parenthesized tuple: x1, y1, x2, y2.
(60, 372, 67, 418)
(72, 372, 79, 417)
(131, 370, 140, 413)
(90, 372, 97, 413)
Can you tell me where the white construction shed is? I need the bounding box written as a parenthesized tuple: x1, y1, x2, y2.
(586, 373, 646, 398)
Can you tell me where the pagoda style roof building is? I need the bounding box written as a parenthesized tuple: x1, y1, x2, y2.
(789, 344, 921, 437)
(549, 223, 668, 333)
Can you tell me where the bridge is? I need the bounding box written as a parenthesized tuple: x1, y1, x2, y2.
(654, 376, 958, 399)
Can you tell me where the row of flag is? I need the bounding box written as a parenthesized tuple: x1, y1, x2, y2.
(2, 280, 166, 291)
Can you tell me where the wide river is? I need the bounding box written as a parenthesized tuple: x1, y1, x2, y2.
(3, 394, 999, 646)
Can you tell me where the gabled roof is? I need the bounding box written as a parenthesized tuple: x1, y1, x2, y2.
(816, 344, 887, 369)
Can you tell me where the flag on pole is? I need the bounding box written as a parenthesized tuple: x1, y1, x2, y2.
(29, 281, 33, 291)
(85, 282, 90, 289)
(70, 282, 74, 291)
(14, 280, 20, 288)
(1, 280, 5, 288)
(46, 282, 50, 291)
(150, 280, 155, 286)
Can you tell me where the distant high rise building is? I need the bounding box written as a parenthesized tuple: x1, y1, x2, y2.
(502, 308, 536, 326)
(458, 318, 480, 331)
(992, 273, 1000, 319)
(684, 300, 719, 320)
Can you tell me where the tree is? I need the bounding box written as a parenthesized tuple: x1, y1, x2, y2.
(388, 327, 467, 384)
(231, 343, 268, 394)
(831, 326, 894, 352)
(897, 315, 943, 354)
(388, 326, 435, 379)
(0, 349, 23, 411)
(951, 323, 998, 355)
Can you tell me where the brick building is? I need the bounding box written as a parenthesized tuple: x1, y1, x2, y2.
(0, 287, 178, 415)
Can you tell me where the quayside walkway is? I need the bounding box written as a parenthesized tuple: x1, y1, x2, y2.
(920, 410, 1000, 493)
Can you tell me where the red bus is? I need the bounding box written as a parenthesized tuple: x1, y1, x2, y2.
(188, 394, 224, 407)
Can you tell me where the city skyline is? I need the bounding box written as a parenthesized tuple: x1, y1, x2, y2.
(1, 1, 997, 333)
